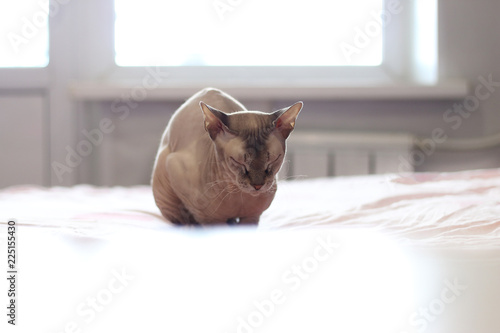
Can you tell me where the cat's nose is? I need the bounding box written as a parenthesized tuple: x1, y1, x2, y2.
(253, 185, 263, 191)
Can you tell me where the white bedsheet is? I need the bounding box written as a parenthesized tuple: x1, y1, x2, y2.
(1, 169, 500, 333)
(1, 168, 500, 247)
(263, 169, 500, 248)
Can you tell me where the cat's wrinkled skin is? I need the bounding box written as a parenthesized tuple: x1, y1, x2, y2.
(152, 88, 302, 226)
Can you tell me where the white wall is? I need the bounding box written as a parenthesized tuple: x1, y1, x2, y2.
(427, 0, 500, 171)
(0, 93, 48, 187)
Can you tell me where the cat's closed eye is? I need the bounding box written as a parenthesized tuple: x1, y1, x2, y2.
(230, 157, 249, 174)
(266, 154, 282, 173)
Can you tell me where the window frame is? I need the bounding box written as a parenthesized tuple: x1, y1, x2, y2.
(0, 0, 438, 87)
(0, 0, 442, 90)
(87, 0, 431, 87)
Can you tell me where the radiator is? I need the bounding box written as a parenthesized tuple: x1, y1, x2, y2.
(280, 131, 414, 179)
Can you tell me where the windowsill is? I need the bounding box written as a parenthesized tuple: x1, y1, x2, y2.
(70, 80, 468, 102)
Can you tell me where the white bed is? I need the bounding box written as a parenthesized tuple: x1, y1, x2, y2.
(1, 169, 500, 332)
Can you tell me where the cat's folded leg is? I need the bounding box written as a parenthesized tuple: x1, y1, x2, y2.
(154, 151, 201, 226)
(154, 183, 198, 226)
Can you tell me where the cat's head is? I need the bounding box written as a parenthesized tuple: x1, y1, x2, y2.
(200, 101, 303, 195)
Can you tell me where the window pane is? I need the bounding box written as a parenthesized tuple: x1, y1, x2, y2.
(0, 0, 49, 68)
(115, 0, 383, 67)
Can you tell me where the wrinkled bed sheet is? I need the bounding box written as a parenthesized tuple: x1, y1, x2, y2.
(1, 168, 499, 247)
(1, 169, 500, 333)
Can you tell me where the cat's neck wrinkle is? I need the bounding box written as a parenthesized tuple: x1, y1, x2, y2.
(201, 141, 227, 192)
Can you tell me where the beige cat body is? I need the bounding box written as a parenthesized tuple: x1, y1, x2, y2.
(152, 88, 302, 226)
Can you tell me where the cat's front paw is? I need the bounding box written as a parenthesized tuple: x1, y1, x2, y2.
(226, 217, 241, 226)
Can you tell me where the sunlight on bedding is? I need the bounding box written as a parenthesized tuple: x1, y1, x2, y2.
(11, 228, 423, 333)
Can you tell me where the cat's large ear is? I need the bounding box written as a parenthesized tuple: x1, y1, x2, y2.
(200, 102, 235, 140)
(272, 101, 303, 139)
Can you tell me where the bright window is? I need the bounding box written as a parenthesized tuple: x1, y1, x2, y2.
(115, 0, 383, 67)
(0, 0, 49, 68)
